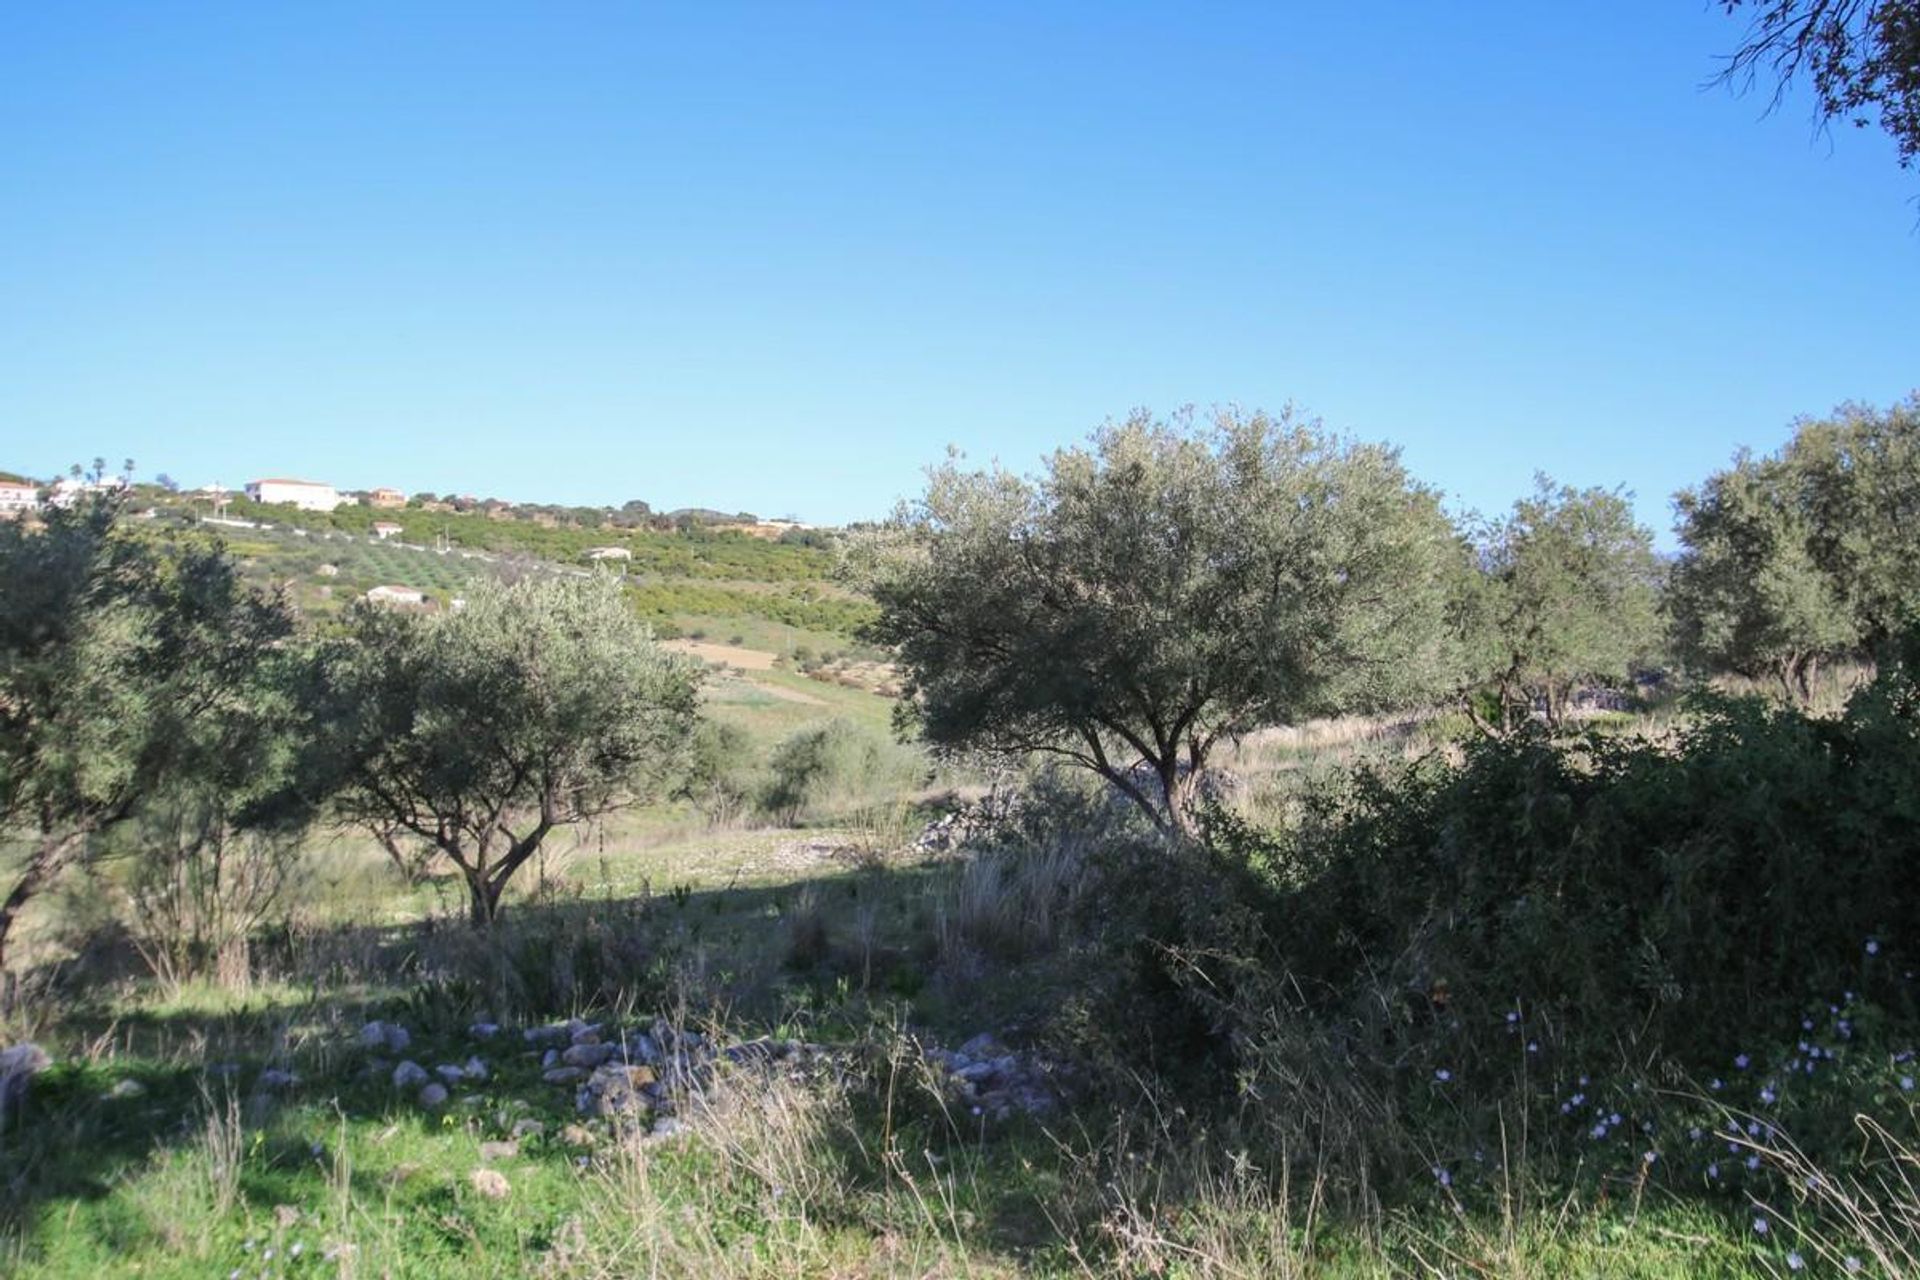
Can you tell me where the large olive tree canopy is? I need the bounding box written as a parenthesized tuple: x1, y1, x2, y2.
(319, 574, 701, 925)
(858, 408, 1462, 833)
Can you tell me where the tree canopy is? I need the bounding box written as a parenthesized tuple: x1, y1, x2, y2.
(318, 574, 702, 924)
(858, 408, 1461, 833)
(1453, 478, 1664, 734)
(1669, 395, 1920, 700)
(0, 497, 297, 969)
(1717, 0, 1920, 169)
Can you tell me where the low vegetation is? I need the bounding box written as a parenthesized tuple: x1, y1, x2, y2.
(4, 395, 1920, 1276)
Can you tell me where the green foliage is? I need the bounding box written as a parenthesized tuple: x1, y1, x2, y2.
(0, 497, 297, 969)
(1197, 666, 1920, 1073)
(859, 407, 1461, 832)
(759, 719, 923, 825)
(1454, 477, 1664, 732)
(317, 574, 703, 924)
(1670, 395, 1920, 700)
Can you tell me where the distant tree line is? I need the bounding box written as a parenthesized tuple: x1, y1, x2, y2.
(859, 395, 1920, 831)
(2, 394, 1915, 966)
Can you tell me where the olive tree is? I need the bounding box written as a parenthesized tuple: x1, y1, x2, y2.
(320, 575, 701, 925)
(1669, 396, 1920, 701)
(1454, 478, 1664, 735)
(0, 496, 296, 972)
(857, 408, 1462, 834)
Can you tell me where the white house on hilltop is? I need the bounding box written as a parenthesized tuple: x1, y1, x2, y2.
(585, 546, 632, 562)
(246, 478, 343, 512)
(372, 521, 404, 540)
(0, 483, 40, 518)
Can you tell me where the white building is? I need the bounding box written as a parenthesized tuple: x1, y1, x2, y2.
(245, 478, 343, 512)
(585, 546, 633, 561)
(372, 521, 404, 540)
(365, 584, 428, 607)
(0, 483, 39, 517)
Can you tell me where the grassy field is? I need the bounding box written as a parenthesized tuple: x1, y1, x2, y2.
(0, 814, 1823, 1280)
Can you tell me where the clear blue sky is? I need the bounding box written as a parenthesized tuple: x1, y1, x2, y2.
(1, 3, 1912, 541)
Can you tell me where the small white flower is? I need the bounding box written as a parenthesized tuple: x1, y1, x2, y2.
(1735, 1054, 1751, 1070)
(1642, 1150, 1657, 1164)
(1753, 1217, 1770, 1235)
(1847, 1256, 1864, 1273)
(1903, 1076, 1915, 1091)
(1787, 1251, 1805, 1271)
(1868, 939, 1881, 955)
(1434, 1068, 1451, 1082)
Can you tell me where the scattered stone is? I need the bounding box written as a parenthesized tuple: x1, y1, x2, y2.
(462, 1056, 489, 1082)
(578, 1063, 656, 1118)
(524, 1024, 570, 1047)
(274, 1204, 302, 1229)
(567, 1019, 600, 1044)
(468, 1022, 501, 1040)
(418, 1082, 449, 1109)
(543, 1067, 587, 1085)
(559, 1123, 596, 1148)
(5, 1043, 56, 1100)
(561, 1042, 615, 1069)
(624, 1031, 662, 1064)
(435, 1064, 466, 1085)
(468, 1167, 511, 1200)
(359, 1021, 411, 1054)
(510, 1118, 547, 1141)
(392, 1060, 430, 1089)
(648, 1116, 687, 1140)
(105, 1077, 147, 1100)
(541, 1048, 560, 1069)
(477, 1140, 519, 1162)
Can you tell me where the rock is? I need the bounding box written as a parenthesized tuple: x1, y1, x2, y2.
(543, 1067, 587, 1085)
(392, 1060, 430, 1089)
(359, 1021, 411, 1054)
(105, 1077, 147, 1100)
(468, 1022, 501, 1040)
(561, 1042, 615, 1069)
(510, 1118, 546, 1140)
(624, 1031, 662, 1064)
(957, 1033, 1005, 1060)
(435, 1064, 466, 1085)
(477, 1140, 518, 1161)
(559, 1122, 596, 1148)
(468, 1168, 511, 1200)
(567, 1019, 600, 1043)
(578, 1063, 656, 1118)
(648, 1116, 687, 1140)
(524, 1024, 570, 1047)
(462, 1056, 489, 1082)
(541, 1048, 560, 1069)
(418, 1083, 450, 1109)
(2, 1042, 52, 1107)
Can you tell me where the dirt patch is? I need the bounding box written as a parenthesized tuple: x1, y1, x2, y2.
(663, 640, 777, 671)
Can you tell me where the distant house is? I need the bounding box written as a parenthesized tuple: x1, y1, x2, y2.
(365, 584, 428, 607)
(372, 521, 404, 540)
(367, 487, 406, 508)
(0, 483, 40, 518)
(585, 546, 633, 562)
(246, 478, 343, 512)
(48, 475, 128, 509)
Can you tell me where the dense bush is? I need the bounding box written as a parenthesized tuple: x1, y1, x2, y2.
(1240, 672, 1920, 1065)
